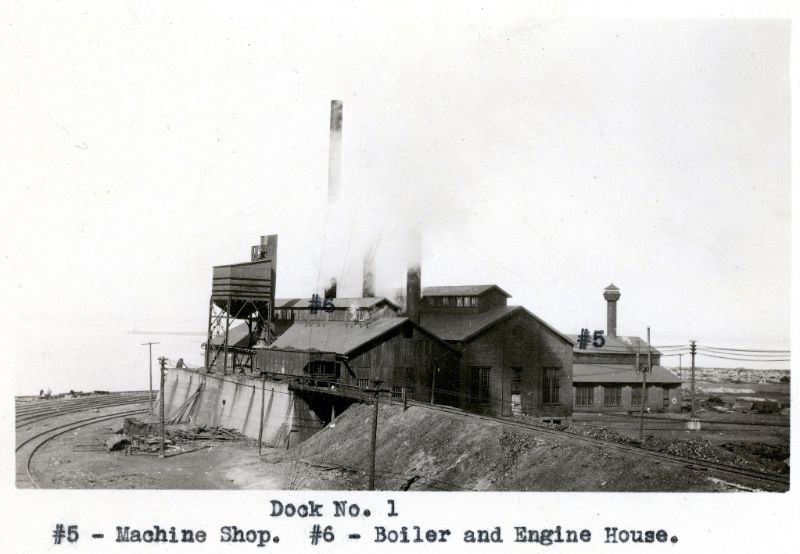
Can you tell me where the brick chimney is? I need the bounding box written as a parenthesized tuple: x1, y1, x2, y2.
(603, 283, 621, 338)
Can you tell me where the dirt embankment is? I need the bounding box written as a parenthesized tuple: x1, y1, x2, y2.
(285, 403, 732, 492)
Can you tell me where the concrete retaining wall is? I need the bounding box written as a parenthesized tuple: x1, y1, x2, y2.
(160, 368, 323, 447)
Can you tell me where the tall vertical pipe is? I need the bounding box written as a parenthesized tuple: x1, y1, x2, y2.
(328, 100, 343, 203)
(406, 228, 422, 325)
(325, 100, 343, 297)
(603, 284, 621, 338)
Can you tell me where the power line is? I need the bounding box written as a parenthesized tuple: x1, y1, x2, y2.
(700, 345, 791, 354)
(694, 353, 790, 363)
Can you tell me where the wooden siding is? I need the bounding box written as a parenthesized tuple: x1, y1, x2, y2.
(457, 311, 573, 419)
(255, 321, 461, 407)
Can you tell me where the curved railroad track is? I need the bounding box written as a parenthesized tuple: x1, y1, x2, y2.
(403, 400, 790, 490)
(16, 407, 148, 488)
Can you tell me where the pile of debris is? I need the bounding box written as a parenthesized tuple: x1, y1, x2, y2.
(641, 436, 789, 475)
(105, 418, 251, 456)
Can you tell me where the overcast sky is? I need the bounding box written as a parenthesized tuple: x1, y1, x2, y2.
(4, 5, 791, 394)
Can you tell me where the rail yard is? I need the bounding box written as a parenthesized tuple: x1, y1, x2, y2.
(15, 390, 788, 492)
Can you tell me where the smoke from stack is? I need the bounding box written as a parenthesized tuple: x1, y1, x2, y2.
(324, 277, 338, 300)
(362, 245, 376, 297)
(406, 228, 421, 324)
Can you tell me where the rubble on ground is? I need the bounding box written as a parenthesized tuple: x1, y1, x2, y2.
(110, 418, 251, 455)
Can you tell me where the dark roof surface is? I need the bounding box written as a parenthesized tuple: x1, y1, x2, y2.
(275, 297, 400, 310)
(422, 285, 511, 298)
(566, 334, 660, 355)
(573, 364, 681, 385)
(420, 305, 572, 345)
(269, 317, 408, 355)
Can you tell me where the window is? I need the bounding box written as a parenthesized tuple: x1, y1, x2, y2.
(456, 296, 464, 307)
(631, 385, 648, 407)
(471, 366, 491, 402)
(442, 296, 451, 306)
(604, 386, 622, 407)
(391, 385, 415, 400)
(470, 296, 478, 306)
(575, 385, 593, 406)
(543, 368, 561, 404)
(357, 367, 370, 389)
(511, 367, 522, 395)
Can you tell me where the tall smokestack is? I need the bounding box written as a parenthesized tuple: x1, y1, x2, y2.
(328, 100, 343, 203)
(406, 229, 421, 325)
(362, 245, 376, 297)
(603, 283, 621, 338)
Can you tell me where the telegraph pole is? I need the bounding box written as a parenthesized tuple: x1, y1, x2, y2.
(141, 341, 159, 415)
(639, 327, 651, 443)
(368, 380, 381, 491)
(430, 366, 436, 405)
(690, 340, 697, 419)
(258, 373, 266, 456)
(158, 356, 167, 458)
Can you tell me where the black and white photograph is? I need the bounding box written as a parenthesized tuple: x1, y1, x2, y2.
(3, 1, 797, 552)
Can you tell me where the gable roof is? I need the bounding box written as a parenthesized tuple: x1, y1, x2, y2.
(566, 334, 660, 356)
(268, 317, 457, 356)
(420, 305, 573, 345)
(275, 297, 400, 311)
(422, 285, 511, 298)
(573, 364, 681, 385)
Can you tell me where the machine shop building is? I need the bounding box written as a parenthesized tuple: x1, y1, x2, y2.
(420, 285, 574, 420)
(260, 316, 461, 407)
(569, 284, 682, 413)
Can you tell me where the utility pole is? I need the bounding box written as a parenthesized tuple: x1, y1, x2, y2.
(430, 366, 437, 405)
(639, 327, 651, 443)
(690, 340, 697, 419)
(678, 353, 682, 382)
(258, 373, 266, 456)
(141, 342, 159, 415)
(158, 356, 167, 458)
(368, 380, 381, 491)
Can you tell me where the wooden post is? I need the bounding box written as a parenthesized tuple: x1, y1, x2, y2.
(258, 375, 266, 455)
(402, 386, 407, 412)
(158, 356, 167, 458)
(141, 341, 159, 415)
(368, 382, 380, 490)
(430, 366, 436, 405)
(690, 340, 697, 419)
(223, 295, 231, 374)
(205, 298, 214, 371)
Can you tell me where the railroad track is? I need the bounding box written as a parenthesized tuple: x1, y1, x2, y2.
(404, 400, 790, 490)
(15, 395, 151, 427)
(15, 393, 151, 415)
(16, 408, 148, 488)
(574, 412, 790, 429)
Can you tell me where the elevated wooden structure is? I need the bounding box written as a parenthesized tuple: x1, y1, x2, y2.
(205, 235, 277, 373)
